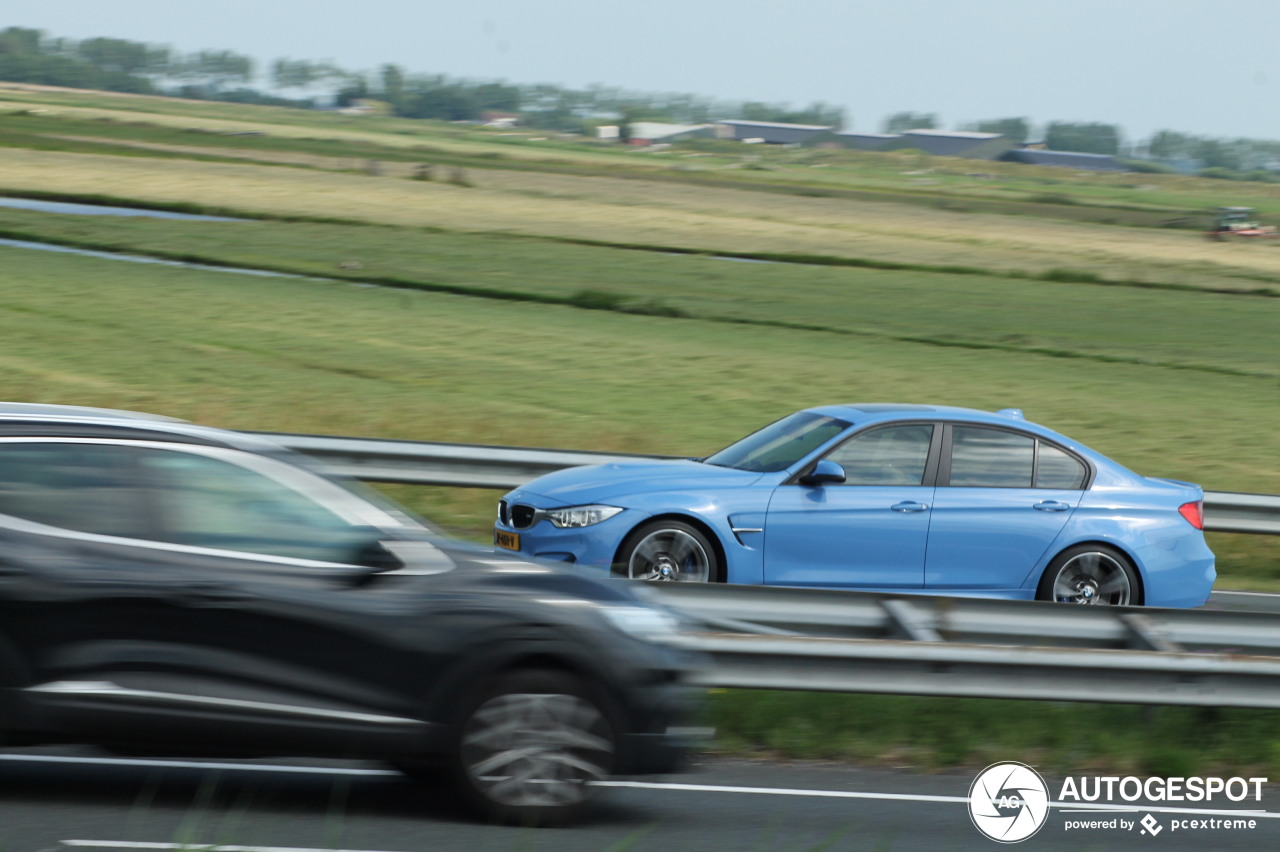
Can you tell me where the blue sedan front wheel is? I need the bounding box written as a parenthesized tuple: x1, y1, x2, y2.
(618, 521, 721, 583)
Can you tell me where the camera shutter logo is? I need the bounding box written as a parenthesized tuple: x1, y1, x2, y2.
(969, 762, 1051, 843)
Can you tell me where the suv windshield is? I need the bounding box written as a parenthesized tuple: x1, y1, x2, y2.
(703, 412, 850, 472)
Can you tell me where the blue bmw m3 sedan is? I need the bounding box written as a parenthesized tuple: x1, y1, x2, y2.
(494, 405, 1215, 608)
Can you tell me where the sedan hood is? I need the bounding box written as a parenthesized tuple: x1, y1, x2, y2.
(509, 459, 763, 507)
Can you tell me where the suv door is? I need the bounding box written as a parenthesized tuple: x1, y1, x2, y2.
(924, 425, 1090, 593)
(0, 439, 438, 753)
(764, 423, 938, 588)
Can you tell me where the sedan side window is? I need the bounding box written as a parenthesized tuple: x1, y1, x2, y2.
(948, 427, 1034, 487)
(1035, 443, 1088, 489)
(823, 425, 934, 486)
(137, 448, 375, 563)
(0, 442, 152, 538)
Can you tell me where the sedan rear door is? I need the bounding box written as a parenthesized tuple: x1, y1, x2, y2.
(924, 425, 1090, 593)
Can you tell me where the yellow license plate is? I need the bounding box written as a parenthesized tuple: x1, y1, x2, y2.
(494, 529, 520, 551)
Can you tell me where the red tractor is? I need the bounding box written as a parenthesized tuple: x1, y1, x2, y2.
(1207, 207, 1278, 240)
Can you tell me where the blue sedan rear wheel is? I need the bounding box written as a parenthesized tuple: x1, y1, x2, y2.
(619, 521, 721, 583)
(1037, 544, 1140, 606)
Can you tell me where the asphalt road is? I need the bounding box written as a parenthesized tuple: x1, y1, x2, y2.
(0, 750, 1276, 851)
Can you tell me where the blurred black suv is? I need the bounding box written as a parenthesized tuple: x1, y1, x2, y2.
(0, 404, 701, 823)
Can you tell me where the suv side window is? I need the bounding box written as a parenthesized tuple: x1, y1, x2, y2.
(137, 447, 374, 563)
(823, 424, 934, 486)
(0, 442, 152, 538)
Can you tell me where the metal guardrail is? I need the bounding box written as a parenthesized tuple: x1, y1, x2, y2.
(257, 432, 672, 491)
(648, 584, 1280, 651)
(676, 632, 1280, 708)
(252, 431, 1280, 707)
(651, 585, 1280, 708)
(257, 432, 1279, 536)
(1204, 491, 1280, 535)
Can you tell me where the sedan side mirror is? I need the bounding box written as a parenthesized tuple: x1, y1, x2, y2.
(799, 459, 846, 486)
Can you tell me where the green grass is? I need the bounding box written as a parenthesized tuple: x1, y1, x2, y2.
(1, 244, 1275, 537)
(709, 691, 1280, 777)
(0, 210, 1276, 383)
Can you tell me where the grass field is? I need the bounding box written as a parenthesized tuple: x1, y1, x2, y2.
(0, 85, 1278, 774)
(4, 146, 1280, 293)
(0, 211, 1276, 379)
(709, 691, 1280, 777)
(2, 245, 1274, 565)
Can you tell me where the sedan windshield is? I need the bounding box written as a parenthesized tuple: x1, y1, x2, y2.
(703, 412, 851, 472)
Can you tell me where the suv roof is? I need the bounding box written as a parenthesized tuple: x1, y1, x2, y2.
(0, 402, 184, 422)
(0, 402, 285, 454)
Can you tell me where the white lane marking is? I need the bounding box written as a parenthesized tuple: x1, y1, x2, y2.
(8, 754, 1277, 821)
(64, 843, 405, 852)
(597, 779, 966, 804)
(599, 780, 1280, 819)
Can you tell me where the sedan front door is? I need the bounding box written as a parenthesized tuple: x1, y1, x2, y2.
(764, 423, 937, 588)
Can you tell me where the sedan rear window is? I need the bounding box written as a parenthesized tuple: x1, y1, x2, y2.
(1035, 443, 1088, 489)
(704, 412, 850, 473)
(949, 427, 1034, 487)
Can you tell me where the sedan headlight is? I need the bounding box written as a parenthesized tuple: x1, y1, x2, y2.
(543, 504, 624, 528)
(601, 604, 685, 643)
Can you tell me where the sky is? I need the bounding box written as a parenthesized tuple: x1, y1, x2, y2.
(9, 0, 1280, 144)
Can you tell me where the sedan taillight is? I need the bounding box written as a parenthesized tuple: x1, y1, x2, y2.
(1178, 500, 1204, 530)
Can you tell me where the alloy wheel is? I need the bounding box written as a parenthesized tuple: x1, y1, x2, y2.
(627, 528, 712, 582)
(1051, 551, 1132, 605)
(460, 690, 614, 809)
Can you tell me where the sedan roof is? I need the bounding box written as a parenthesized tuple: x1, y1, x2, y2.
(802, 403, 1086, 448)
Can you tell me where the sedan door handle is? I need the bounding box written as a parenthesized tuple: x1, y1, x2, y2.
(891, 501, 929, 513)
(1033, 500, 1071, 512)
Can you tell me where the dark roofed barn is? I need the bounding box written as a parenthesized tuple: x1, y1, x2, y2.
(880, 130, 1016, 160)
(1000, 149, 1129, 172)
(832, 131, 900, 151)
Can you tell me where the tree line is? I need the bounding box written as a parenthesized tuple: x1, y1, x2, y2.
(886, 110, 1279, 174)
(0, 27, 845, 129)
(3, 27, 1278, 175)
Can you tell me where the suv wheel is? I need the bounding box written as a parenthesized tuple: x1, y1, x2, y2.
(451, 669, 617, 824)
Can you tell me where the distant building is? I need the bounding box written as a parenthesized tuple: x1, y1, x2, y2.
(830, 131, 900, 150)
(336, 98, 387, 116)
(1000, 149, 1128, 172)
(482, 111, 520, 128)
(705, 119, 1126, 170)
(887, 129, 1016, 160)
(627, 122, 715, 144)
(819, 129, 1015, 160)
(714, 119, 835, 145)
